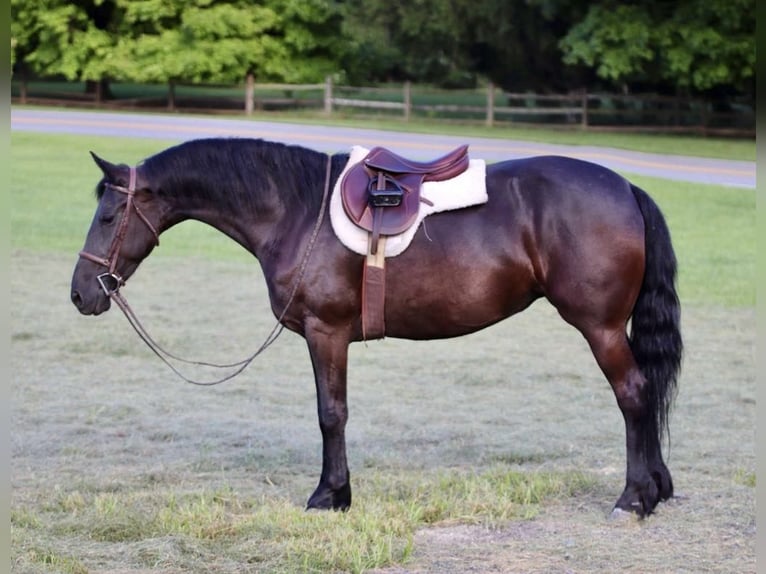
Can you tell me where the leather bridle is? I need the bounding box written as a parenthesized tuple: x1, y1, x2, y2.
(78, 167, 160, 296)
(76, 156, 333, 386)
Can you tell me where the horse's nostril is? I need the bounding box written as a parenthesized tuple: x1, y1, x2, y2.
(71, 290, 83, 308)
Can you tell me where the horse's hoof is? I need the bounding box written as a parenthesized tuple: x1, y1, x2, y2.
(306, 481, 352, 511)
(650, 465, 674, 501)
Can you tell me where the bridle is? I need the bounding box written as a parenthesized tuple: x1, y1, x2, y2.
(78, 167, 160, 296)
(77, 157, 333, 386)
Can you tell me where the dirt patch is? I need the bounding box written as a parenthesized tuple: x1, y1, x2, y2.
(373, 492, 754, 574)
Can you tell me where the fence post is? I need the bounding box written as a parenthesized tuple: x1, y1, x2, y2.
(19, 70, 28, 105)
(486, 82, 495, 127)
(580, 91, 588, 128)
(699, 99, 709, 136)
(324, 76, 333, 116)
(245, 73, 254, 116)
(403, 81, 411, 121)
(167, 81, 176, 112)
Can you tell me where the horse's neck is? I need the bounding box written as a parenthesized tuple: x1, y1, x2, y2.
(164, 173, 309, 261)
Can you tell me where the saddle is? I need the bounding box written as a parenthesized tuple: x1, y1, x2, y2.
(341, 145, 470, 255)
(339, 145, 471, 341)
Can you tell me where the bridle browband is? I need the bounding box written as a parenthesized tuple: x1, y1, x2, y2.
(78, 157, 334, 386)
(78, 167, 160, 296)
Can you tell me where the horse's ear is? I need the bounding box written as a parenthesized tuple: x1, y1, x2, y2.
(90, 151, 121, 181)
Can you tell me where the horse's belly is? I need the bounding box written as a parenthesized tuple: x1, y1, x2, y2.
(382, 257, 537, 340)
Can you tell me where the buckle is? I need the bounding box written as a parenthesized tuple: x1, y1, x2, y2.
(97, 272, 123, 296)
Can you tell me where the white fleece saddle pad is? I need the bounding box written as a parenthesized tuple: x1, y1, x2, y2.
(330, 146, 488, 257)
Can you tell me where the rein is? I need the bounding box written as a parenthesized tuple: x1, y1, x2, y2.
(79, 156, 334, 386)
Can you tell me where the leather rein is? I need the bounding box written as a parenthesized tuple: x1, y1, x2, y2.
(78, 156, 333, 386)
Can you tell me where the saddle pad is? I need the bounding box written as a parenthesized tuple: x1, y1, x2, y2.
(330, 146, 488, 257)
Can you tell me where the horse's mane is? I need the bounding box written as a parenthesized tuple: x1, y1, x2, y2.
(133, 138, 342, 216)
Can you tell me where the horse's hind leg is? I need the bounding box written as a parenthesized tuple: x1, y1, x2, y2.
(581, 326, 672, 517)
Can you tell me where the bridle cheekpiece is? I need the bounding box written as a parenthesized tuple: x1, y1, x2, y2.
(78, 166, 160, 296)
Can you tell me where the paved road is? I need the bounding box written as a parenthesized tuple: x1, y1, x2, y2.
(11, 108, 755, 188)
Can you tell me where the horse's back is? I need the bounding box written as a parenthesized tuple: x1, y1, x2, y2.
(490, 155, 639, 216)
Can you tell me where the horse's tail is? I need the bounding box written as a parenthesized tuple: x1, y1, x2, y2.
(628, 184, 683, 447)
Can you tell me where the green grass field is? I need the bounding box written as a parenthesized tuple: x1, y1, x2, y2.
(266, 113, 756, 161)
(10, 130, 755, 573)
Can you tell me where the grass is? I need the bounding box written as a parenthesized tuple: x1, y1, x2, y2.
(12, 468, 596, 573)
(10, 130, 755, 573)
(263, 111, 756, 161)
(628, 174, 755, 307)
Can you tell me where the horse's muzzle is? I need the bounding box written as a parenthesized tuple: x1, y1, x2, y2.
(71, 287, 112, 316)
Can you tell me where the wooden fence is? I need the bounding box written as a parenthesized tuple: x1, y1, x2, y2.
(11, 75, 755, 136)
(317, 78, 753, 135)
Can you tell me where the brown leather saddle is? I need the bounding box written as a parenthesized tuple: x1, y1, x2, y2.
(341, 145, 470, 254)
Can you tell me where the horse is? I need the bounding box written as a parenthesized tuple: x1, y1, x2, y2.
(70, 137, 682, 518)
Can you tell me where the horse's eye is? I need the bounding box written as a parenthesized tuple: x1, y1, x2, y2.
(99, 213, 115, 225)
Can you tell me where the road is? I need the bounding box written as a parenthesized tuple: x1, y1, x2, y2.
(11, 108, 755, 188)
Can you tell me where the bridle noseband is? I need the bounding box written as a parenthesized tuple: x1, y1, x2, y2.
(78, 167, 160, 296)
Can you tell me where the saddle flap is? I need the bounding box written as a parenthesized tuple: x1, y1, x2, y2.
(340, 163, 422, 235)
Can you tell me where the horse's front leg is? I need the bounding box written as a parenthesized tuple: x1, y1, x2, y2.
(304, 323, 352, 511)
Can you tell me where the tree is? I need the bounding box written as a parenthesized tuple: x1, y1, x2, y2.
(558, 0, 755, 96)
(11, 0, 119, 82)
(341, 0, 470, 86)
(115, 1, 285, 84)
(11, 0, 347, 87)
(11, 0, 754, 102)
(267, 0, 345, 83)
(341, 0, 593, 91)
(454, 0, 592, 91)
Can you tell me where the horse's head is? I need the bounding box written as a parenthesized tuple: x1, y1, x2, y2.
(70, 153, 162, 315)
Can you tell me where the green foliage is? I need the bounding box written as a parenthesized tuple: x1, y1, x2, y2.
(10, 0, 755, 97)
(11, 0, 110, 81)
(657, 0, 755, 91)
(733, 468, 756, 487)
(11, 0, 347, 84)
(560, 0, 755, 93)
(269, 0, 345, 82)
(164, 2, 283, 83)
(342, 0, 558, 88)
(560, 5, 654, 84)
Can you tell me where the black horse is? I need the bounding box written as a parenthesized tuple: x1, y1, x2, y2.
(70, 138, 682, 518)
